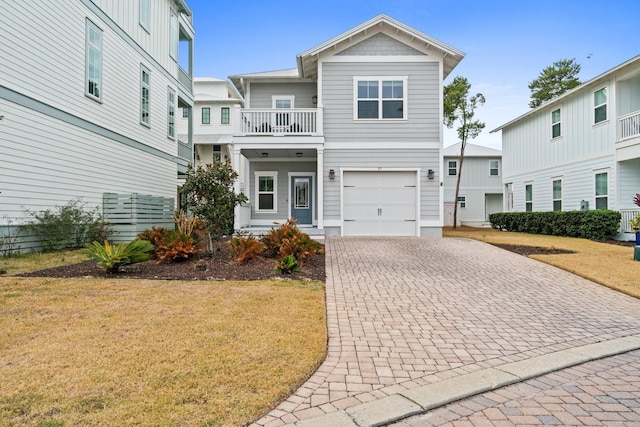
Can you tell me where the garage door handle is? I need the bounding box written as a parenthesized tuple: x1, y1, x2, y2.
(344, 219, 356, 222)
(404, 219, 416, 222)
(378, 208, 382, 216)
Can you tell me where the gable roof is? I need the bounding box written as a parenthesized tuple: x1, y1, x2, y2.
(491, 54, 640, 133)
(297, 14, 465, 80)
(443, 142, 502, 157)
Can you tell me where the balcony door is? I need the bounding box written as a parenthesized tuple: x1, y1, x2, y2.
(272, 95, 294, 132)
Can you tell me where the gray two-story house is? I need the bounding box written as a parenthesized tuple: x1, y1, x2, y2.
(228, 15, 464, 237)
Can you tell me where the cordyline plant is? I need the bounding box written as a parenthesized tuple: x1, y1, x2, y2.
(180, 160, 247, 248)
(634, 193, 640, 207)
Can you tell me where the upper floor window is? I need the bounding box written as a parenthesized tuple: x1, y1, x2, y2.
(169, 9, 178, 60)
(490, 160, 499, 176)
(551, 108, 561, 138)
(85, 19, 102, 101)
(525, 183, 533, 212)
(595, 172, 608, 209)
(202, 107, 210, 124)
(182, 107, 189, 118)
(167, 87, 176, 138)
(139, 0, 150, 31)
(594, 88, 607, 124)
(448, 161, 457, 176)
(221, 107, 230, 125)
(354, 77, 407, 120)
(140, 65, 150, 126)
(552, 179, 562, 211)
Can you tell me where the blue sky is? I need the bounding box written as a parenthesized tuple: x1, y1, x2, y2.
(186, 0, 639, 149)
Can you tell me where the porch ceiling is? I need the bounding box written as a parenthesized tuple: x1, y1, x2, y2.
(241, 149, 317, 159)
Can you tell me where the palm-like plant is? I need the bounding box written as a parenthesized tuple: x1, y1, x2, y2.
(82, 239, 153, 273)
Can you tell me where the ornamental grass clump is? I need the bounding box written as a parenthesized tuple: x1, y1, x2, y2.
(81, 239, 153, 273)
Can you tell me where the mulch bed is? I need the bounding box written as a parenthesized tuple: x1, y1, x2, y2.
(491, 244, 576, 256)
(18, 240, 325, 282)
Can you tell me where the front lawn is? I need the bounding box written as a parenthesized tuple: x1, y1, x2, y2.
(444, 226, 640, 298)
(0, 253, 326, 426)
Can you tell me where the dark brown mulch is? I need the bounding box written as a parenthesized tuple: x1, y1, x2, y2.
(18, 240, 325, 282)
(491, 244, 576, 256)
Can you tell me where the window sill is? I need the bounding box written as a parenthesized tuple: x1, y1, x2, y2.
(592, 119, 609, 127)
(85, 93, 102, 104)
(140, 121, 151, 129)
(353, 119, 408, 123)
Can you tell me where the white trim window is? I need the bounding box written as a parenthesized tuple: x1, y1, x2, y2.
(182, 107, 189, 118)
(595, 172, 608, 209)
(525, 183, 533, 212)
(85, 19, 102, 101)
(202, 107, 210, 124)
(255, 172, 277, 212)
(551, 108, 561, 138)
(489, 160, 499, 176)
(221, 107, 230, 125)
(167, 87, 176, 138)
(140, 65, 150, 126)
(552, 179, 562, 211)
(448, 161, 457, 176)
(594, 88, 607, 124)
(139, 0, 150, 31)
(354, 77, 407, 120)
(169, 9, 178, 60)
(457, 195, 466, 209)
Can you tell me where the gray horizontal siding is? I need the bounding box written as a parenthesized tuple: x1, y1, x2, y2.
(322, 61, 440, 143)
(443, 156, 502, 194)
(323, 149, 440, 221)
(249, 82, 317, 109)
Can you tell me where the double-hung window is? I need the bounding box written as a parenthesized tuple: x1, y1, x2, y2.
(551, 108, 561, 138)
(490, 160, 499, 176)
(140, 65, 150, 126)
(167, 87, 176, 138)
(182, 107, 189, 118)
(552, 179, 562, 211)
(221, 107, 230, 125)
(355, 77, 407, 120)
(255, 172, 277, 212)
(594, 88, 607, 124)
(448, 161, 457, 176)
(595, 172, 608, 209)
(139, 0, 150, 31)
(85, 19, 102, 101)
(525, 183, 533, 212)
(202, 107, 210, 124)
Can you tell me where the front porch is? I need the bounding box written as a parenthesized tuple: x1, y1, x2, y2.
(237, 225, 325, 240)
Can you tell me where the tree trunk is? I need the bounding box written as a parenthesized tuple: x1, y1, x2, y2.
(452, 144, 466, 229)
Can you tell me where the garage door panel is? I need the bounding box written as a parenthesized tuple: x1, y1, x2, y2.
(343, 171, 418, 236)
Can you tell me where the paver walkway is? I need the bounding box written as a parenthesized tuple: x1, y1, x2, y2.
(252, 237, 640, 427)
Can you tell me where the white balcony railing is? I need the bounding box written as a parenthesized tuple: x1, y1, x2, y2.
(239, 108, 320, 135)
(618, 111, 640, 140)
(620, 208, 640, 233)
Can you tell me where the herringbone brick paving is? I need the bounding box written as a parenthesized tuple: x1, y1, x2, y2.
(252, 237, 640, 426)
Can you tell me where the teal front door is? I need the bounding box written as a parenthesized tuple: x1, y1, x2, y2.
(291, 176, 312, 225)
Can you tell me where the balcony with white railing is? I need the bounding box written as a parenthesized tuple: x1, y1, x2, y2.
(238, 108, 323, 136)
(620, 208, 640, 233)
(618, 110, 640, 141)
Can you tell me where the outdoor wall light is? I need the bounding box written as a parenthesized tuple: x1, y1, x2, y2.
(296, 152, 303, 157)
(428, 169, 435, 180)
(329, 169, 335, 180)
(312, 95, 318, 105)
(261, 152, 268, 158)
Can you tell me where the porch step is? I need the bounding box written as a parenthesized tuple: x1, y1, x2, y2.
(236, 226, 325, 240)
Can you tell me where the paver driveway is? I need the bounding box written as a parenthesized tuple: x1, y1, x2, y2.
(253, 237, 640, 427)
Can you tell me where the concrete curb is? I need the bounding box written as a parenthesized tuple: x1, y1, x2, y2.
(290, 334, 640, 427)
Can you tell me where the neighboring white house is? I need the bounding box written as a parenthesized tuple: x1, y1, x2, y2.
(443, 142, 503, 227)
(176, 77, 246, 192)
(0, 0, 195, 247)
(228, 14, 465, 237)
(492, 55, 640, 240)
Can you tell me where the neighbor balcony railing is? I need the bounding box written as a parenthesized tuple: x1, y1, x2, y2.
(238, 108, 322, 136)
(618, 110, 640, 140)
(620, 208, 640, 233)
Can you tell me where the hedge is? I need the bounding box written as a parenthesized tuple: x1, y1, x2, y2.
(489, 210, 622, 240)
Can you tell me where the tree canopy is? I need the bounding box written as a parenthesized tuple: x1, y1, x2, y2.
(528, 58, 581, 108)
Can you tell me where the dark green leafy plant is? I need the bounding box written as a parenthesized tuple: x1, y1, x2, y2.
(25, 198, 111, 252)
(275, 254, 299, 274)
(81, 239, 153, 273)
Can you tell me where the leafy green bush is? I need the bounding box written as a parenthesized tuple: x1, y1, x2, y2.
(275, 255, 299, 274)
(81, 239, 153, 273)
(490, 210, 622, 240)
(25, 198, 111, 252)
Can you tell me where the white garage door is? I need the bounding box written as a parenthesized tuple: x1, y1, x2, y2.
(343, 171, 417, 236)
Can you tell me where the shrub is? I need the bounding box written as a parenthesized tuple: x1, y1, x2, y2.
(278, 233, 324, 265)
(81, 239, 153, 273)
(630, 214, 640, 231)
(0, 215, 22, 257)
(275, 255, 299, 274)
(138, 227, 203, 263)
(261, 219, 300, 258)
(227, 235, 265, 264)
(25, 198, 111, 252)
(490, 210, 621, 240)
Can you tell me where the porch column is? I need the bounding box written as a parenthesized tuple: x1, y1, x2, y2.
(317, 148, 324, 229)
(233, 147, 242, 231)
